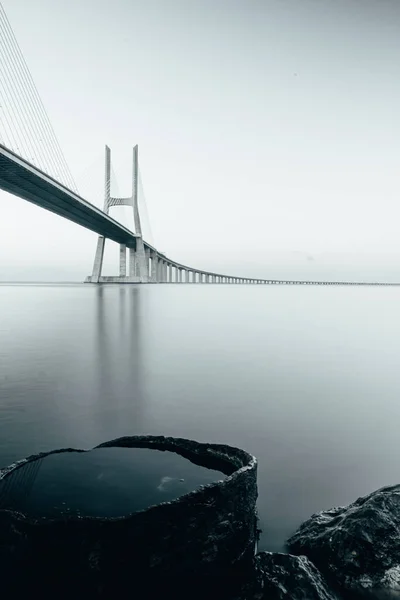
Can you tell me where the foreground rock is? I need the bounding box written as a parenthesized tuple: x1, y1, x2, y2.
(235, 552, 341, 599)
(0, 435, 258, 599)
(287, 484, 400, 596)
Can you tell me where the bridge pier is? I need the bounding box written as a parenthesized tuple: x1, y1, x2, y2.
(129, 247, 136, 278)
(145, 248, 151, 279)
(151, 252, 158, 282)
(156, 259, 161, 282)
(91, 236, 106, 283)
(119, 244, 127, 277)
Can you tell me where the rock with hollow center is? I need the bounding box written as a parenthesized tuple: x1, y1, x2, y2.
(0, 435, 258, 599)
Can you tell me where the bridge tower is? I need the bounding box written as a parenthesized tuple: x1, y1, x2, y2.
(86, 145, 148, 283)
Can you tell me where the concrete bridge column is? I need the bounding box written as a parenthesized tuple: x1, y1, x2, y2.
(157, 259, 162, 282)
(158, 261, 161, 282)
(145, 248, 151, 279)
(179, 269, 183, 283)
(119, 244, 127, 277)
(185, 270, 190, 283)
(92, 236, 106, 283)
(134, 238, 147, 280)
(129, 247, 136, 278)
(151, 252, 158, 282)
(158, 260, 162, 282)
(168, 264, 173, 282)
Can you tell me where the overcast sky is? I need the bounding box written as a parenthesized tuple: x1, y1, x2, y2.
(1, 0, 400, 281)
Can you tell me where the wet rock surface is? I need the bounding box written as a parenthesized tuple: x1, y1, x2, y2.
(287, 484, 400, 597)
(0, 435, 258, 599)
(235, 552, 341, 599)
(5, 436, 400, 599)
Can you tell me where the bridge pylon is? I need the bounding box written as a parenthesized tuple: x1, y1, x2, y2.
(85, 145, 148, 283)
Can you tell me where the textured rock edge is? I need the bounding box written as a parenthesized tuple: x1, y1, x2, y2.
(0, 435, 258, 598)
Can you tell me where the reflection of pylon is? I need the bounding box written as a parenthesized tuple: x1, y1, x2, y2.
(0, 459, 42, 511)
(88, 145, 148, 283)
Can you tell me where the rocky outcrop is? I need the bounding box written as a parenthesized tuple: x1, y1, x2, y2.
(0, 435, 258, 599)
(287, 484, 400, 596)
(235, 552, 341, 599)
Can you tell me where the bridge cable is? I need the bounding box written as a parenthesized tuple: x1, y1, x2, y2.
(0, 20, 46, 171)
(0, 3, 78, 191)
(0, 11, 70, 187)
(138, 167, 155, 246)
(0, 6, 71, 187)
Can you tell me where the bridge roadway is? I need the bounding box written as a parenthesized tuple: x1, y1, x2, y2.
(0, 142, 142, 246)
(2, 142, 400, 286)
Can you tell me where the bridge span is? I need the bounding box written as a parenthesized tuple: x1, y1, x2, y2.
(1, 142, 399, 286)
(1, 2, 399, 288)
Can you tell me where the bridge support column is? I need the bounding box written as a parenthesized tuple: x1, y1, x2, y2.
(179, 269, 183, 283)
(129, 247, 136, 277)
(145, 248, 151, 279)
(91, 236, 106, 283)
(119, 244, 127, 277)
(134, 238, 147, 281)
(169, 264, 173, 282)
(151, 252, 158, 282)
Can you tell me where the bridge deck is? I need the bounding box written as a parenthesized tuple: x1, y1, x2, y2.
(0, 143, 139, 246)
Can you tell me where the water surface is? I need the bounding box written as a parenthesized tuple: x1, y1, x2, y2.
(0, 447, 224, 517)
(1, 283, 400, 551)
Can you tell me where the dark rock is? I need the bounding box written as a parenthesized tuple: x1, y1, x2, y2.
(287, 484, 400, 596)
(234, 552, 341, 599)
(0, 435, 258, 599)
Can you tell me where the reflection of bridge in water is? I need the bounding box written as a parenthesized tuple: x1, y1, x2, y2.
(0, 459, 42, 511)
(95, 286, 146, 436)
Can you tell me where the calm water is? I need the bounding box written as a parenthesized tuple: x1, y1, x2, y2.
(1, 283, 400, 551)
(0, 447, 225, 517)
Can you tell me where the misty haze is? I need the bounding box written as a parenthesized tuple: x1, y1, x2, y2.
(1, 1, 400, 599)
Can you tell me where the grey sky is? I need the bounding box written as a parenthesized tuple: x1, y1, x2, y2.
(1, 0, 400, 280)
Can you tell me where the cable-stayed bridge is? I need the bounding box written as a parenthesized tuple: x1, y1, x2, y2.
(0, 3, 397, 286)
